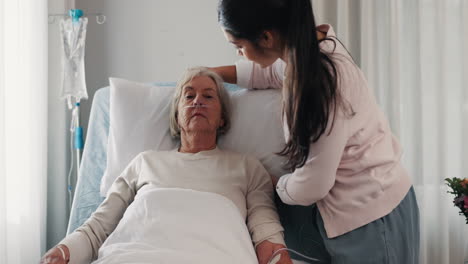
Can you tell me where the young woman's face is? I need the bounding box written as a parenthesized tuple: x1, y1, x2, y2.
(223, 29, 280, 68)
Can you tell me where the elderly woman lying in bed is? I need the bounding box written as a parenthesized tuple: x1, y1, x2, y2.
(41, 67, 292, 264)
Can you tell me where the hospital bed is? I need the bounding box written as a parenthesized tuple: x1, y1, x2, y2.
(67, 82, 330, 263)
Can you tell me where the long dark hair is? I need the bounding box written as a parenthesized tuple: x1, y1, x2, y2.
(218, 0, 340, 171)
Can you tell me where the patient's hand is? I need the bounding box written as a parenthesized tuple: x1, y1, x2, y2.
(39, 245, 70, 264)
(256, 240, 293, 264)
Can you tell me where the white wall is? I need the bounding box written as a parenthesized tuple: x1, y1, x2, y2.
(76, 0, 239, 137)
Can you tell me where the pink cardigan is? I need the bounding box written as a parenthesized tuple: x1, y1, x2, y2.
(235, 24, 412, 238)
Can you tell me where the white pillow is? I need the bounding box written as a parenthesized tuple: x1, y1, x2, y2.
(101, 78, 178, 196)
(218, 89, 287, 179)
(101, 77, 287, 196)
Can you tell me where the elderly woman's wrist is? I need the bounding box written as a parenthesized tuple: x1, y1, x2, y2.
(56, 244, 70, 262)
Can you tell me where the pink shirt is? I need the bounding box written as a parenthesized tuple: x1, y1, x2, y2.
(235, 24, 411, 238)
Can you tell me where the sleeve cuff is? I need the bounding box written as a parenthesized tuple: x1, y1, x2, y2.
(254, 232, 286, 248)
(276, 173, 298, 205)
(235, 59, 254, 89)
(252, 222, 285, 247)
(59, 231, 93, 264)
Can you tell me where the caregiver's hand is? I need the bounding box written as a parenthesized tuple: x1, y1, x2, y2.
(208, 65, 236, 84)
(39, 245, 70, 264)
(256, 240, 293, 264)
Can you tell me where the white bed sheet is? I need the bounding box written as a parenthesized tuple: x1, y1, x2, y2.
(92, 187, 258, 264)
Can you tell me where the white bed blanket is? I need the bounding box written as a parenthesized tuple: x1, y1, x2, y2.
(92, 187, 258, 264)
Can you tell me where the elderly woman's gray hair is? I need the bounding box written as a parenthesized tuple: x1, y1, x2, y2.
(170, 66, 231, 138)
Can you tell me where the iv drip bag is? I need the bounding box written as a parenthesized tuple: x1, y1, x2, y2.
(59, 16, 88, 108)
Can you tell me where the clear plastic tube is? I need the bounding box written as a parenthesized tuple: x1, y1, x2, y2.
(267, 247, 322, 264)
(183, 105, 210, 109)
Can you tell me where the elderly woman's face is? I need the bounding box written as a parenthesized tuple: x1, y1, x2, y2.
(177, 76, 224, 135)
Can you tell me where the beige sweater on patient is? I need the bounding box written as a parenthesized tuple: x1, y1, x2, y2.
(60, 147, 285, 264)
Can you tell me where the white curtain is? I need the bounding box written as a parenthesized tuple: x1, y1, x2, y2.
(0, 0, 48, 263)
(313, 0, 468, 263)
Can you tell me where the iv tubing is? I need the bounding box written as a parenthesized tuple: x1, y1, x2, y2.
(267, 247, 322, 264)
(67, 102, 84, 211)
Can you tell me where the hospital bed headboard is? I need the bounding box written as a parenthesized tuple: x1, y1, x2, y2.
(67, 86, 108, 234)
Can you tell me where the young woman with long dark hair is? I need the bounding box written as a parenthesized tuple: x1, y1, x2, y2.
(211, 0, 420, 263)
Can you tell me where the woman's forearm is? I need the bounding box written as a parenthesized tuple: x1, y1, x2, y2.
(209, 65, 237, 84)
